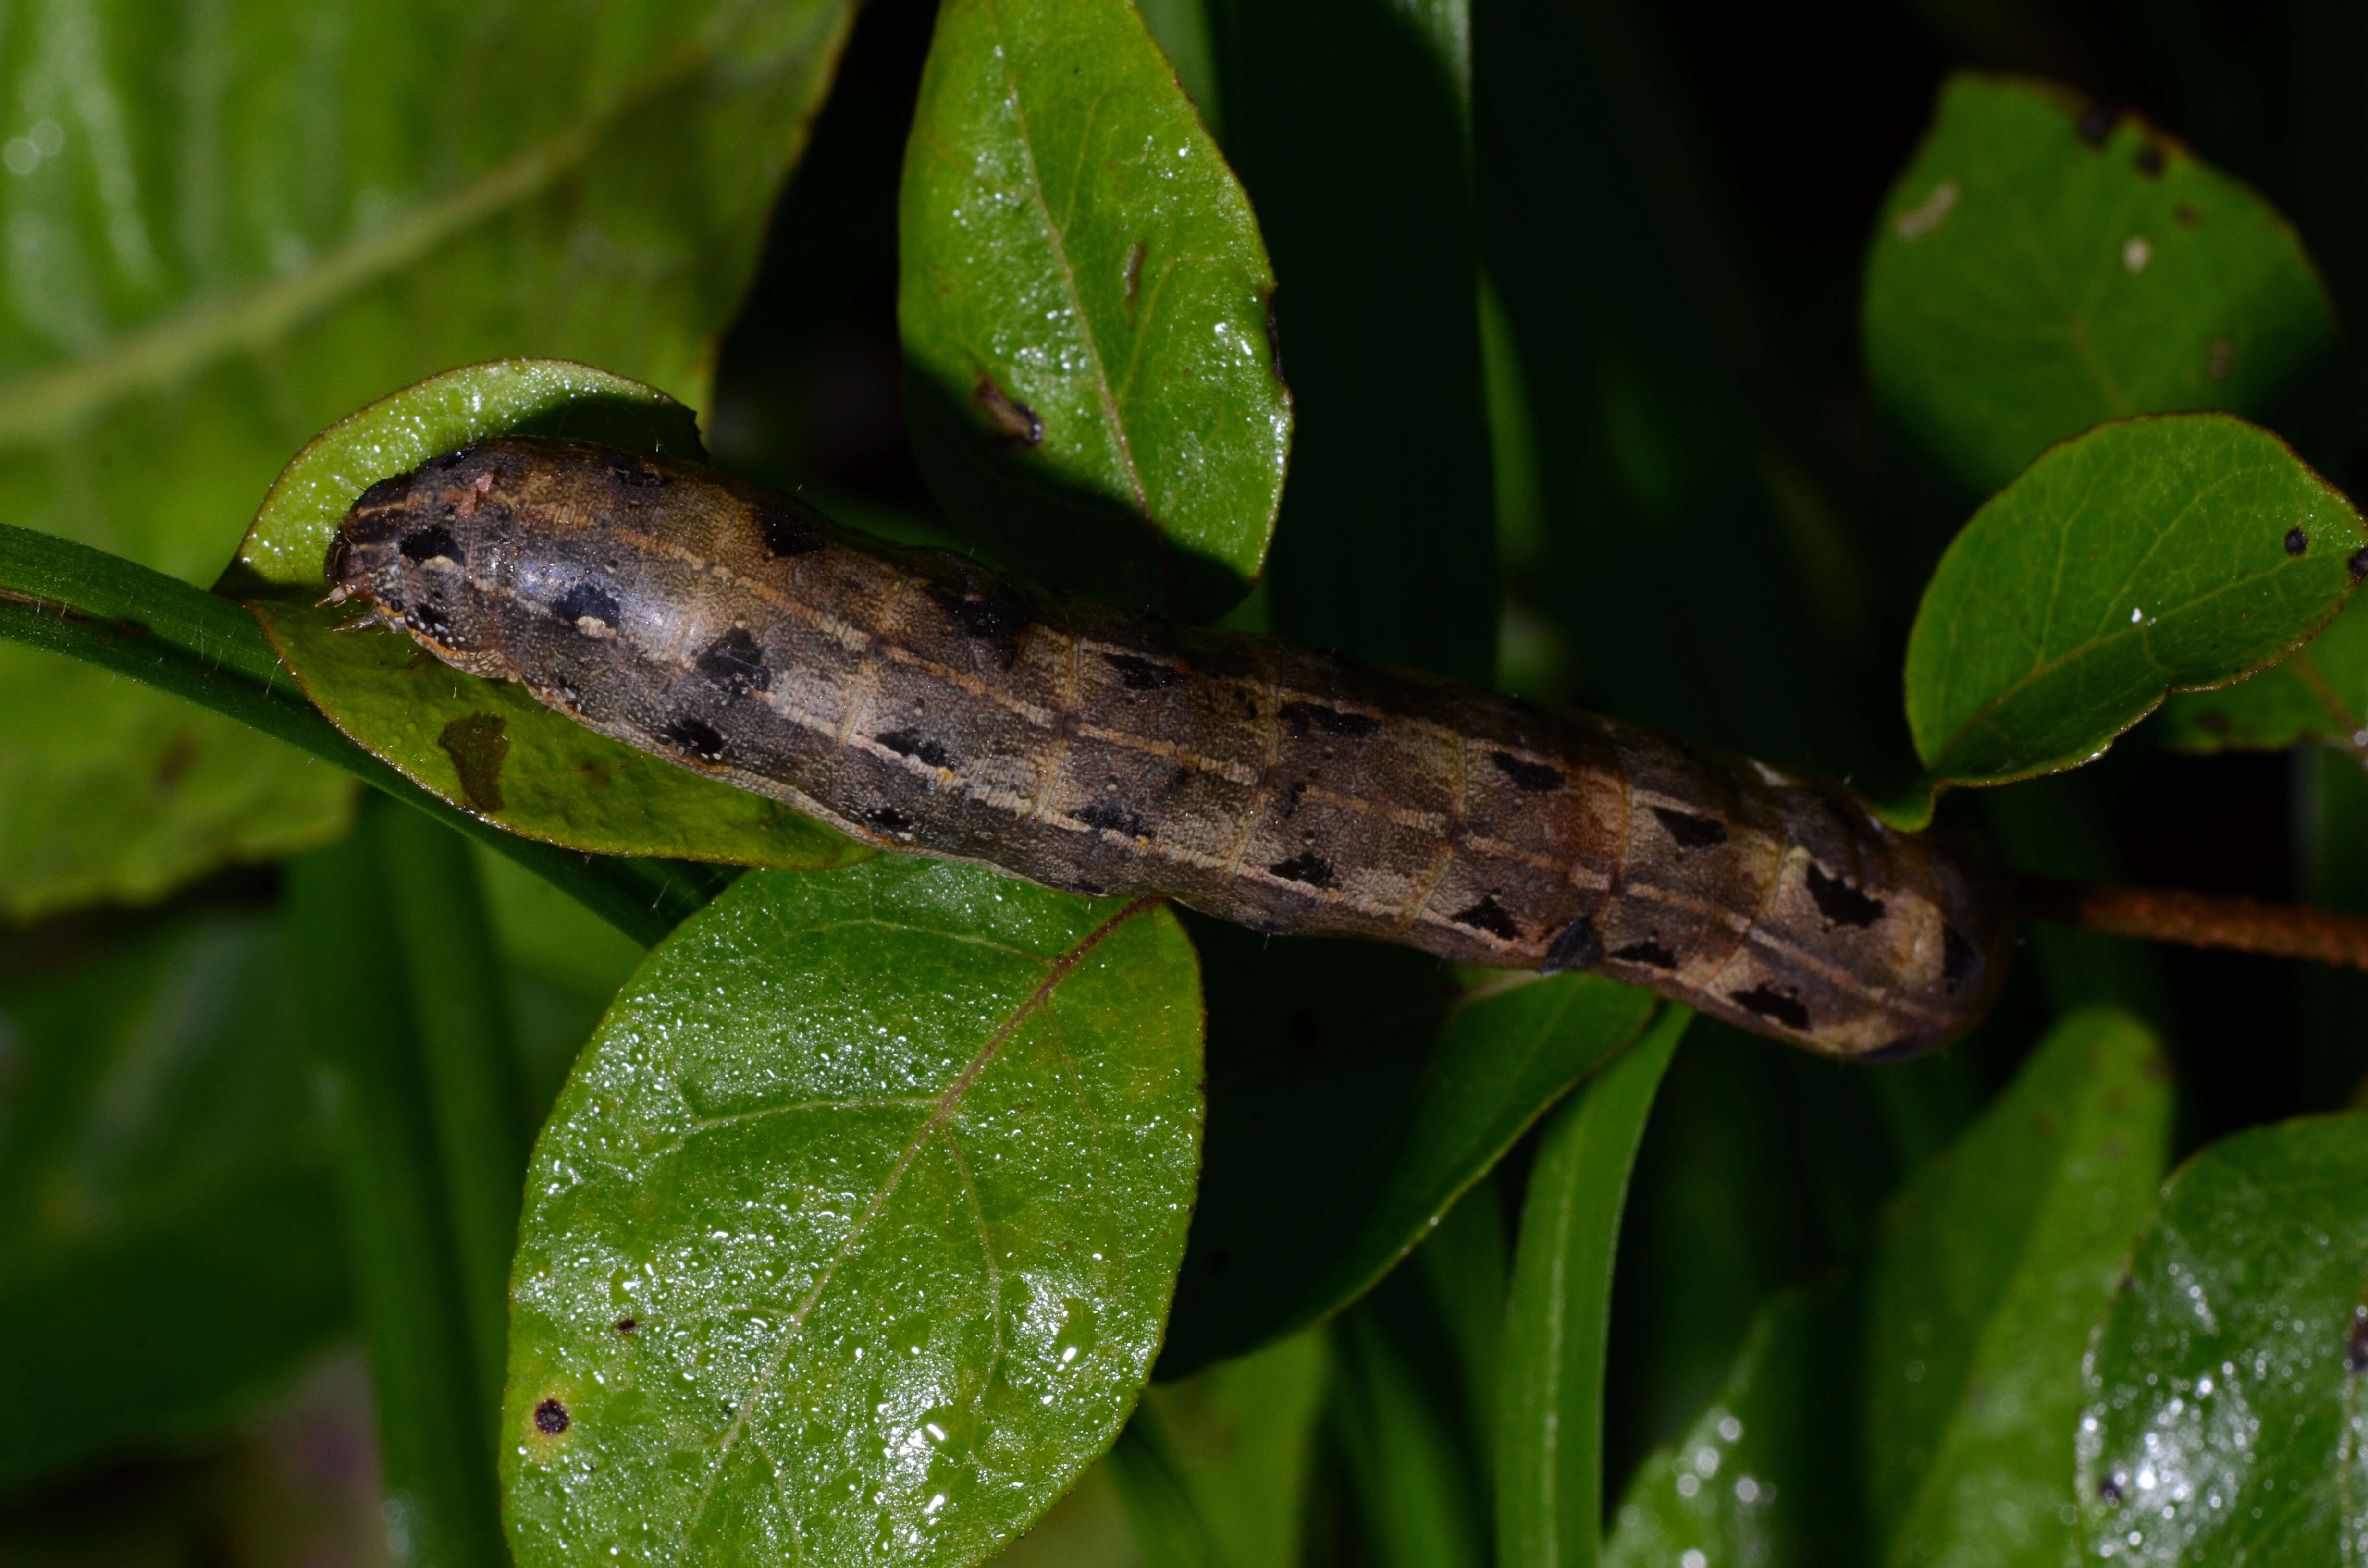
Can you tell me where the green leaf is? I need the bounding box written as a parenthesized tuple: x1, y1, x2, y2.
(898, 0, 1287, 619)
(502, 858, 1204, 1568)
(1209, 0, 1497, 685)
(1864, 74, 2336, 497)
(1866, 1008, 2170, 1568)
(1496, 1009, 1690, 1568)
(230, 360, 874, 872)
(1333, 1295, 1488, 1568)
(1889, 414, 2364, 827)
(2076, 1109, 2368, 1566)
(0, 911, 347, 1490)
(0, 518, 717, 945)
(1603, 1287, 1865, 1568)
(1123, 1331, 1330, 1568)
(287, 811, 509, 1568)
(1160, 920, 1661, 1375)
(0, 0, 859, 916)
(2155, 588, 2368, 751)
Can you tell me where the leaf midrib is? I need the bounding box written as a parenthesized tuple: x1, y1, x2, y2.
(676, 896, 1164, 1544)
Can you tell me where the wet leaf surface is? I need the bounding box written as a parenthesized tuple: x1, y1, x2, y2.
(502, 858, 1203, 1568)
(2076, 1109, 2368, 1567)
(1497, 1010, 1689, 1568)
(1867, 1008, 2170, 1568)
(0, 912, 347, 1489)
(899, 0, 1287, 619)
(232, 361, 872, 870)
(1603, 1287, 1863, 1568)
(1159, 916, 1661, 1375)
(0, 0, 858, 916)
(1891, 414, 2364, 826)
(1865, 74, 2335, 497)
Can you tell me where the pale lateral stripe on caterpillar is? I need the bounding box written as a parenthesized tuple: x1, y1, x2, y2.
(327, 437, 2013, 1058)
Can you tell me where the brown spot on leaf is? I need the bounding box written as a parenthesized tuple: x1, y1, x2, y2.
(151, 732, 199, 794)
(2134, 144, 2164, 176)
(439, 712, 509, 813)
(2076, 104, 2114, 146)
(2351, 547, 2368, 583)
(1264, 290, 1284, 382)
(615, 1318, 637, 1335)
(2287, 527, 2310, 557)
(533, 1398, 570, 1435)
(2174, 204, 2201, 227)
(1123, 241, 1147, 315)
(973, 372, 1043, 448)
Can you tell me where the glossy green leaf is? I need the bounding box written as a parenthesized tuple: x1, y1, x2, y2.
(1210, 0, 1496, 684)
(0, 0, 860, 916)
(0, 911, 347, 1491)
(1497, 1009, 1689, 1568)
(502, 857, 1204, 1568)
(2076, 1110, 2368, 1566)
(898, 0, 1287, 619)
(2155, 588, 2368, 751)
(1125, 1331, 1329, 1568)
(1603, 1287, 1864, 1568)
(1865, 74, 2336, 497)
(1866, 1008, 2170, 1568)
(1160, 923, 1661, 1375)
(230, 360, 873, 871)
(1890, 414, 2364, 827)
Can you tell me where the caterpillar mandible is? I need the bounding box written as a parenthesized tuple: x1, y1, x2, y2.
(327, 437, 2014, 1058)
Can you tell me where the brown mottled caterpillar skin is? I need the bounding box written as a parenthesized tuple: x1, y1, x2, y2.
(328, 438, 2013, 1058)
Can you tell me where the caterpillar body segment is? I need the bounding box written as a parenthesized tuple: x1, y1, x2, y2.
(329, 437, 2013, 1058)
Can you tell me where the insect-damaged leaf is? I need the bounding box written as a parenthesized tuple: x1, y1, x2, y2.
(2077, 1110, 2368, 1565)
(1887, 415, 2364, 828)
(0, 0, 859, 918)
(1865, 1008, 2169, 1568)
(502, 858, 1203, 1568)
(1864, 74, 2335, 498)
(899, 0, 1289, 621)
(231, 361, 871, 870)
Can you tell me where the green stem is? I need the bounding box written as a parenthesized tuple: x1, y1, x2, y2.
(0, 520, 691, 944)
(1495, 1007, 1689, 1568)
(382, 804, 530, 1452)
(286, 815, 507, 1568)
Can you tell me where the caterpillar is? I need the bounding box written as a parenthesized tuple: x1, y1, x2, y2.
(326, 437, 2013, 1058)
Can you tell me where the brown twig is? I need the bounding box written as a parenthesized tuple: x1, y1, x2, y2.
(2014, 875, 2368, 971)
